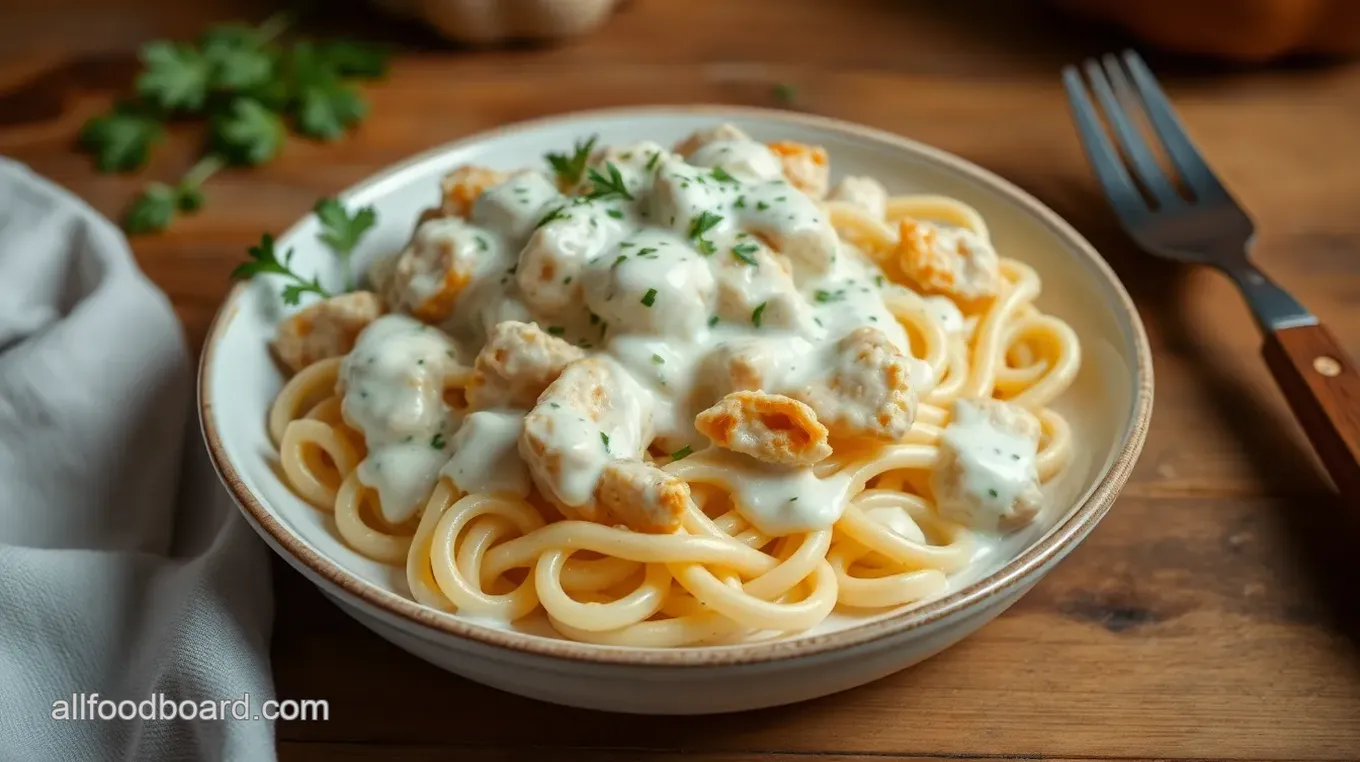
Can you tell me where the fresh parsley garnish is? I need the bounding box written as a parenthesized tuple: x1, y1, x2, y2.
(600, 432, 611, 450)
(78, 105, 164, 173)
(314, 198, 376, 291)
(641, 288, 658, 307)
(547, 326, 566, 336)
(546, 135, 598, 187)
(732, 242, 759, 266)
(645, 151, 661, 171)
(611, 254, 628, 269)
(431, 433, 447, 450)
(687, 210, 723, 239)
(585, 162, 634, 201)
(534, 205, 569, 229)
(875, 275, 885, 287)
(230, 233, 332, 306)
(752, 301, 768, 327)
(734, 195, 747, 209)
(635, 247, 658, 257)
(671, 445, 693, 461)
(651, 354, 665, 365)
(211, 98, 285, 165)
(814, 289, 846, 303)
(606, 209, 624, 220)
(136, 41, 210, 112)
(696, 239, 716, 256)
(711, 167, 737, 183)
(708, 315, 719, 328)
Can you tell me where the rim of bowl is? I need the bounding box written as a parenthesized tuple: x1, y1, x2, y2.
(199, 104, 1154, 667)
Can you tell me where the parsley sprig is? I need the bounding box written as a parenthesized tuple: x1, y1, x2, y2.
(545, 135, 598, 187)
(76, 11, 390, 235)
(314, 198, 377, 291)
(688, 210, 723, 256)
(584, 162, 634, 201)
(231, 233, 332, 306)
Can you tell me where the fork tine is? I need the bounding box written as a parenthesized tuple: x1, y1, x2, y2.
(1082, 57, 1180, 207)
(1061, 65, 1148, 224)
(1120, 50, 1230, 201)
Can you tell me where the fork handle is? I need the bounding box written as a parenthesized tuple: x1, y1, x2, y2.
(1262, 323, 1360, 503)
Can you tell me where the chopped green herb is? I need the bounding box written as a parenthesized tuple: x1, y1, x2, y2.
(651, 354, 665, 365)
(547, 326, 565, 336)
(732, 242, 759, 266)
(775, 196, 787, 202)
(545, 134, 597, 186)
(585, 162, 635, 201)
(752, 301, 767, 327)
(711, 167, 737, 183)
(696, 239, 717, 256)
(813, 316, 824, 327)
(431, 433, 446, 450)
(734, 195, 747, 209)
(687, 210, 723, 240)
(988, 488, 999, 498)
(635, 247, 658, 257)
(645, 151, 661, 171)
(611, 254, 628, 269)
(534, 205, 569, 229)
(600, 432, 611, 450)
(708, 315, 720, 327)
(620, 241, 635, 248)
(788, 497, 798, 502)
(671, 445, 693, 461)
(641, 288, 658, 307)
(814, 289, 846, 303)
(550, 402, 561, 408)
(874, 275, 885, 287)
(606, 209, 624, 220)
(756, 201, 770, 211)
(563, 276, 573, 285)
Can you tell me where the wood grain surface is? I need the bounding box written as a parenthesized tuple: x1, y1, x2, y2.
(4, 1, 1360, 760)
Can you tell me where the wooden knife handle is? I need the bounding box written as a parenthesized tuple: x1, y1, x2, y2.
(1262, 323, 1360, 503)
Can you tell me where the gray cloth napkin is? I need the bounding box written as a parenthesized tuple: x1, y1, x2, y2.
(0, 158, 276, 761)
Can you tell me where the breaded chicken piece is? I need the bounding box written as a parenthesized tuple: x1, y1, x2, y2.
(272, 291, 384, 374)
(829, 175, 888, 219)
(695, 391, 832, 466)
(672, 123, 752, 157)
(897, 218, 1002, 302)
(766, 141, 830, 199)
(931, 397, 1043, 532)
(465, 320, 585, 410)
(594, 459, 689, 534)
(384, 217, 491, 323)
(790, 327, 918, 442)
(440, 165, 508, 218)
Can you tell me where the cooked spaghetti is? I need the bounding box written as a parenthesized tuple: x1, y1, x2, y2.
(264, 124, 1080, 646)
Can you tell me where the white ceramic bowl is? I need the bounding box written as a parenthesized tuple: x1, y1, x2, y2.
(199, 106, 1153, 714)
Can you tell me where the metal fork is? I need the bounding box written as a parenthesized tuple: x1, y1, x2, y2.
(1063, 50, 1360, 503)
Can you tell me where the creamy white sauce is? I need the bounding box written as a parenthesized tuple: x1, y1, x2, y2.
(359, 130, 969, 536)
(923, 295, 966, 335)
(937, 400, 1039, 531)
(341, 314, 461, 523)
(441, 409, 531, 497)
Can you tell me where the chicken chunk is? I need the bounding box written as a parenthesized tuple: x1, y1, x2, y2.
(931, 397, 1043, 532)
(519, 357, 653, 512)
(272, 291, 384, 374)
(897, 218, 1002, 302)
(790, 327, 918, 442)
(465, 320, 585, 410)
(594, 459, 689, 533)
(829, 175, 888, 219)
(471, 171, 562, 247)
(583, 229, 716, 338)
(700, 336, 815, 397)
(737, 182, 840, 280)
(384, 217, 495, 323)
(695, 391, 832, 466)
(766, 141, 830, 199)
(572, 140, 671, 198)
(518, 200, 630, 317)
(672, 123, 752, 157)
(688, 139, 784, 185)
(713, 237, 815, 332)
(440, 165, 509, 218)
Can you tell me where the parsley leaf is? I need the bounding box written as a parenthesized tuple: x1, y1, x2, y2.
(585, 162, 634, 201)
(711, 167, 737, 183)
(535, 205, 569, 229)
(231, 233, 333, 306)
(545, 135, 597, 187)
(671, 445, 693, 461)
(731, 242, 759, 266)
(77, 105, 163, 172)
(752, 301, 768, 327)
(314, 198, 377, 291)
(199, 24, 275, 93)
(123, 184, 179, 235)
(600, 431, 611, 450)
(296, 78, 368, 140)
(431, 433, 447, 450)
(136, 40, 210, 112)
(687, 210, 723, 240)
(641, 288, 658, 307)
(814, 289, 846, 303)
(212, 98, 285, 165)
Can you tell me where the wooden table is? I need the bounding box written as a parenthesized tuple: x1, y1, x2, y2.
(5, 1, 1360, 759)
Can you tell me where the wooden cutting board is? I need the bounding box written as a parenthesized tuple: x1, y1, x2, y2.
(3, 1, 1360, 759)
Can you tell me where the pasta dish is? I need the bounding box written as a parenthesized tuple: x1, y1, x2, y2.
(262, 124, 1080, 647)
